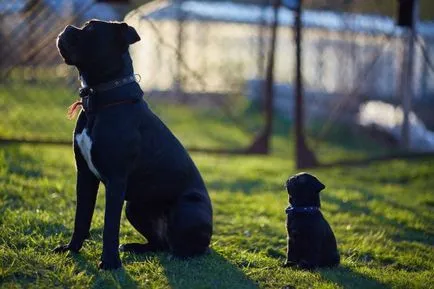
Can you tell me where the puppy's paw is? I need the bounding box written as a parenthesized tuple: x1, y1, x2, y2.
(299, 260, 316, 271)
(52, 244, 80, 254)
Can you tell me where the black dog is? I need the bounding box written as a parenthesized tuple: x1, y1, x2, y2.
(53, 20, 213, 270)
(283, 172, 339, 269)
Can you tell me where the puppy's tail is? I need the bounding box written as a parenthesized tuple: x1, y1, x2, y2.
(67, 100, 83, 120)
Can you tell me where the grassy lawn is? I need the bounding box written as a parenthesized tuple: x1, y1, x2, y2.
(0, 82, 390, 163)
(0, 83, 433, 288)
(1, 143, 433, 289)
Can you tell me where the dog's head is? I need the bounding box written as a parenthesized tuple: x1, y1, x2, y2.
(57, 20, 140, 71)
(285, 172, 325, 207)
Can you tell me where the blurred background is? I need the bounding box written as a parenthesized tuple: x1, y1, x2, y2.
(1, 0, 433, 168)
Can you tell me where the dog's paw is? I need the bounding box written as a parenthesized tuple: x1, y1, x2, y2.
(52, 244, 80, 253)
(119, 243, 151, 254)
(99, 251, 122, 270)
(53, 234, 86, 254)
(98, 259, 122, 270)
(120, 243, 167, 254)
(282, 261, 296, 268)
(53, 244, 80, 253)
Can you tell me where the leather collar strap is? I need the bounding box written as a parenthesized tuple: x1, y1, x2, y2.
(79, 75, 137, 98)
(285, 206, 319, 214)
(67, 75, 139, 119)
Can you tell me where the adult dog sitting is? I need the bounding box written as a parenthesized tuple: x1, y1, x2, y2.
(53, 20, 213, 270)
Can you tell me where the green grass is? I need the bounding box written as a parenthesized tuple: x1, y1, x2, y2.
(1, 83, 433, 288)
(0, 81, 391, 164)
(0, 82, 76, 141)
(1, 144, 433, 289)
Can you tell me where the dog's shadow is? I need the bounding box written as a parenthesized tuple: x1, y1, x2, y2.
(70, 249, 258, 289)
(318, 265, 390, 289)
(71, 254, 139, 289)
(322, 192, 434, 246)
(157, 249, 259, 289)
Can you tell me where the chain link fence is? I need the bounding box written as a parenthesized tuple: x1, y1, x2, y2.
(125, 0, 434, 162)
(0, 0, 130, 143)
(1, 0, 434, 164)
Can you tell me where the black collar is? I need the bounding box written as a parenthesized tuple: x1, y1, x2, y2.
(79, 74, 137, 98)
(285, 206, 319, 214)
(78, 74, 139, 113)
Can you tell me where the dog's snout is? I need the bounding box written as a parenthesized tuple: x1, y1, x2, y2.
(62, 26, 80, 46)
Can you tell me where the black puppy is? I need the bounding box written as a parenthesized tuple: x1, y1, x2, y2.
(283, 172, 339, 269)
(53, 20, 213, 270)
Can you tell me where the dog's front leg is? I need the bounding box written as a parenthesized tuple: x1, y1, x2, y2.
(283, 216, 298, 267)
(70, 170, 100, 251)
(296, 232, 321, 270)
(284, 230, 299, 267)
(98, 179, 126, 270)
(54, 149, 99, 253)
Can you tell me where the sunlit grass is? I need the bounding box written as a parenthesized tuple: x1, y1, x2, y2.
(0, 82, 391, 164)
(1, 82, 432, 288)
(0, 144, 433, 288)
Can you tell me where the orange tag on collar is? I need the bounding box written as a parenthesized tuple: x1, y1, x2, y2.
(67, 100, 83, 120)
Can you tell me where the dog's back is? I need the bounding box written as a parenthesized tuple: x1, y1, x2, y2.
(317, 213, 340, 267)
(286, 210, 339, 269)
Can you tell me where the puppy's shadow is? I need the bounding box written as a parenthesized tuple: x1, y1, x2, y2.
(322, 193, 434, 246)
(319, 265, 390, 289)
(71, 254, 139, 289)
(159, 249, 259, 289)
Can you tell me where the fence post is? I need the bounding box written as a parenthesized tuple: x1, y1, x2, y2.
(399, 0, 418, 150)
(294, 0, 318, 169)
(246, 0, 279, 154)
(174, 0, 185, 102)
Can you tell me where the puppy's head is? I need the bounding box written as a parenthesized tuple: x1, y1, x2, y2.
(285, 172, 325, 207)
(57, 20, 140, 69)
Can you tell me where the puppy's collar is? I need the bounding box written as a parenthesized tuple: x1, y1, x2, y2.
(285, 206, 319, 214)
(79, 74, 138, 98)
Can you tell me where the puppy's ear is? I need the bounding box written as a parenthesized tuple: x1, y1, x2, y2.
(310, 176, 325, 193)
(120, 23, 140, 45)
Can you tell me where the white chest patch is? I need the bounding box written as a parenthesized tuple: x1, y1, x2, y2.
(75, 128, 101, 179)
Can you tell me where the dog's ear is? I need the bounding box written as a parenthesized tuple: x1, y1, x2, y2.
(119, 23, 140, 45)
(309, 175, 325, 193)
